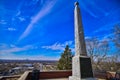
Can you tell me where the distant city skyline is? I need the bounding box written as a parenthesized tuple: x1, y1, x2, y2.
(0, 0, 120, 60)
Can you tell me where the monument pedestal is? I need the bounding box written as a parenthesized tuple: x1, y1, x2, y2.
(69, 77, 97, 80)
(69, 56, 96, 80)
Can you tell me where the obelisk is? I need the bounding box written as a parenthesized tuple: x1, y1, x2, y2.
(69, 2, 95, 80)
(74, 1, 87, 57)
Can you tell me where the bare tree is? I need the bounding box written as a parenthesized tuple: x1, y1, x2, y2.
(86, 37, 110, 71)
(85, 25, 120, 71)
(85, 37, 98, 63)
(102, 55, 119, 71)
(104, 25, 120, 71)
(113, 25, 120, 53)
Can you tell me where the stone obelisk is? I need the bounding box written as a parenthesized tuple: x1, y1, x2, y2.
(69, 2, 95, 80)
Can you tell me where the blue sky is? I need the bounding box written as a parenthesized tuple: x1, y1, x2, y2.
(0, 0, 120, 60)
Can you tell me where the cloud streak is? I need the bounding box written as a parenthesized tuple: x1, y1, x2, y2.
(0, 20, 7, 24)
(42, 41, 73, 51)
(7, 28, 17, 31)
(0, 44, 33, 54)
(18, 0, 57, 41)
(0, 53, 60, 60)
(94, 21, 120, 33)
(80, 0, 108, 18)
(18, 17, 25, 21)
(80, 1, 98, 18)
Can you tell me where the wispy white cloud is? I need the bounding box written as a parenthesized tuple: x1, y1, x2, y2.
(16, 10, 21, 16)
(80, 1, 108, 18)
(0, 20, 7, 24)
(85, 36, 91, 40)
(0, 43, 59, 60)
(18, 17, 25, 21)
(18, 0, 57, 41)
(85, 9, 98, 18)
(42, 41, 73, 51)
(0, 43, 9, 50)
(99, 33, 113, 43)
(7, 28, 16, 31)
(103, 33, 113, 39)
(93, 21, 120, 33)
(94, 27, 111, 33)
(80, 1, 98, 18)
(0, 53, 60, 60)
(85, 35, 111, 43)
(42, 43, 64, 51)
(0, 44, 34, 54)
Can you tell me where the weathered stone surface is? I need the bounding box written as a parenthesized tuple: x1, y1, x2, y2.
(69, 56, 94, 79)
(69, 76, 97, 80)
(74, 1, 87, 56)
(69, 2, 94, 80)
(72, 56, 81, 77)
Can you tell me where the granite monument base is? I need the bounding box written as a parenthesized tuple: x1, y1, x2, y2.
(69, 56, 95, 80)
(69, 76, 97, 80)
